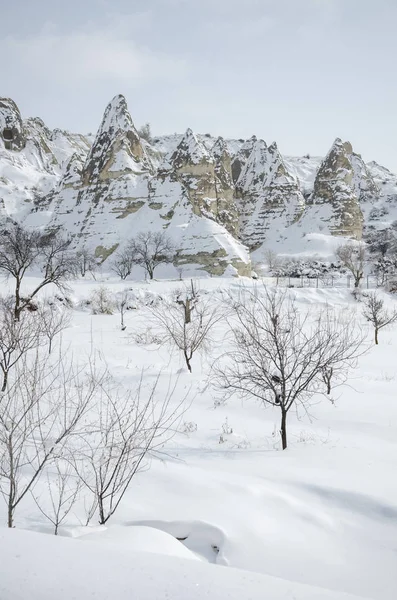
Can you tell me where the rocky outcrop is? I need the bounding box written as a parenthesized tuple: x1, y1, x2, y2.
(0, 98, 26, 151)
(231, 136, 257, 183)
(41, 105, 251, 276)
(235, 139, 305, 249)
(0, 94, 395, 272)
(309, 138, 377, 239)
(82, 94, 153, 186)
(170, 128, 217, 218)
(212, 137, 239, 236)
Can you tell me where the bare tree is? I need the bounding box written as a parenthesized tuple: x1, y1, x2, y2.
(129, 231, 175, 280)
(336, 242, 366, 288)
(73, 372, 186, 525)
(37, 300, 72, 354)
(0, 351, 100, 527)
(264, 248, 280, 272)
(0, 224, 77, 320)
(138, 123, 152, 143)
(362, 292, 397, 344)
(110, 247, 135, 280)
(150, 290, 222, 373)
(116, 289, 131, 331)
(214, 288, 365, 450)
(31, 461, 83, 535)
(76, 248, 98, 278)
(0, 298, 43, 392)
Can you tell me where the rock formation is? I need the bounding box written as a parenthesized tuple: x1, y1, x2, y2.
(0, 94, 395, 274)
(235, 139, 305, 249)
(309, 138, 379, 239)
(0, 98, 26, 151)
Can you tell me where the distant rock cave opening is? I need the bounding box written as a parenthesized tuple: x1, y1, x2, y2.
(2, 128, 14, 150)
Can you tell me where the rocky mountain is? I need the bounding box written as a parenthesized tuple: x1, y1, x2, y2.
(1, 94, 396, 276)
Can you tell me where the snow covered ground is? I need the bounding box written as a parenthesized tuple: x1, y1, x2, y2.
(0, 275, 396, 600)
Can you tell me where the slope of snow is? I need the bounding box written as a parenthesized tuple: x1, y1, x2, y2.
(0, 278, 396, 599)
(0, 528, 369, 600)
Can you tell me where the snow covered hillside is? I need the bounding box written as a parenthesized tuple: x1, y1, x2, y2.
(1, 95, 397, 277)
(0, 275, 396, 600)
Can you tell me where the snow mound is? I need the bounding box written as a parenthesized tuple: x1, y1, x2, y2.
(0, 528, 368, 600)
(78, 524, 200, 561)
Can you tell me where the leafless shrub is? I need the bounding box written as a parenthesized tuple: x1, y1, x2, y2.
(362, 292, 397, 344)
(37, 300, 72, 354)
(264, 248, 280, 272)
(214, 287, 365, 450)
(0, 297, 44, 392)
(111, 247, 135, 280)
(0, 224, 77, 320)
(336, 242, 366, 288)
(138, 123, 152, 143)
(76, 248, 98, 278)
(115, 289, 132, 331)
(0, 351, 100, 527)
(134, 327, 163, 346)
(150, 290, 223, 372)
(90, 286, 114, 315)
(129, 231, 175, 280)
(31, 461, 83, 535)
(73, 372, 187, 525)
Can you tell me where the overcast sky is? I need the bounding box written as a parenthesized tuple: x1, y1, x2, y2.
(2, 0, 396, 169)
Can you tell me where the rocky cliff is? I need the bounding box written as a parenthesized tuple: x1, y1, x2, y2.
(0, 94, 396, 275)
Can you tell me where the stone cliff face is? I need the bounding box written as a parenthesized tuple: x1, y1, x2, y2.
(212, 137, 239, 236)
(309, 138, 379, 239)
(0, 94, 394, 273)
(81, 95, 152, 187)
(235, 139, 305, 249)
(0, 98, 26, 151)
(36, 101, 251, 275)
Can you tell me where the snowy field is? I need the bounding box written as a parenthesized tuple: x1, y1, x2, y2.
(0, 275, 397, 600)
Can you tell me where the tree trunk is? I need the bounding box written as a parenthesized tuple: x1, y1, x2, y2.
(184, 351, 192, 373)
(280, 409, 287, 450)
(8, 503, 13, 528)
(185, 299, 191, 324)
(2, 370, 8, 392)
(98, 497, 105, 525)
(375, 328, 379, 345)
(14, 279, 21, 321)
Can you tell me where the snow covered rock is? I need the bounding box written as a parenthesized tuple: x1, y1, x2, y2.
(0, 95, 396, 269)
(231, 135, 257, 183)
(0, 97, 26, 151)
(236, 139, 305, 249)
(212, 136, 239, 236)
(309, 138, 378, 239)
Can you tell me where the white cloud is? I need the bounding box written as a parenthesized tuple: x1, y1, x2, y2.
(1, 23, 186, 87)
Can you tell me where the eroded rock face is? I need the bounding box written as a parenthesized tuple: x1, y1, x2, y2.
(82, 94, 153, 186)
(212, 137, 239, 236)
(146, 136, 250, 276)
(236, 139, 305, 249)
(310, 138, 378, 239)
(170, 128, 217, 218)
(0, 98, 26, 151)
(231, 136, 257, 184)
(0, 93, 392, 275)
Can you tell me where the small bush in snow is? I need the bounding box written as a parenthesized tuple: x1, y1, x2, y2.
(90, 286, 114, 315)
(180, 421, 198, 434)
(134, 327, 163, 346)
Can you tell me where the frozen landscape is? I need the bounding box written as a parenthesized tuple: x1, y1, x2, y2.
(0, 93, 397, 600)
(0, 272, 396, 600)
